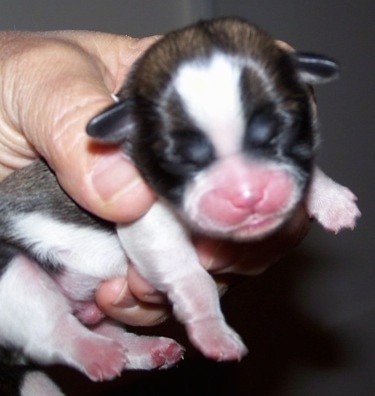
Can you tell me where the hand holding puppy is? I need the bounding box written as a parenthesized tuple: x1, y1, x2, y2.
(0, 29, 310, 327)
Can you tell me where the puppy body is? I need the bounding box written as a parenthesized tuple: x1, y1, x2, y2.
(0, 17, 360, 395)
(0, 160, 184, 388)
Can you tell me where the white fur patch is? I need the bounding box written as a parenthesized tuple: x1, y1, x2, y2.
(0, 255, 72, 358)
(174, 53, 245, 157)
(21, 371, 64, 396)
(306, 167, 361, 232)
(10, 213, 127, 279)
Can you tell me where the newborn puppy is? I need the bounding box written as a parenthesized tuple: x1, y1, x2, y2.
(0, 17, 360, 396)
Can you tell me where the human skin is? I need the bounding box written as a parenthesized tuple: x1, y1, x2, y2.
(0, 30, 310, 327)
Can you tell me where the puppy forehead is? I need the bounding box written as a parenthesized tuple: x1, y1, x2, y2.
(173, 53, 246, 157)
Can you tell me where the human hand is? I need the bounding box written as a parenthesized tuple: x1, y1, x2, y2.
(98, 204, 310, 325)
(0, 30, 158, 218)
(0, 31, 311, 327)
(0, 30, 164, 325)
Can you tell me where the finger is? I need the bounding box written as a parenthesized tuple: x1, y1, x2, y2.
(275, 39, 295, 52)
(51, 35, 159, 222)
(45, 89, 156, 223)
(55, 140, 156, 223)
(125, 264, 168, 304)
(96, 277, 169, 327)
(57, 34, 161, 221)
(57, 32, 161, 93)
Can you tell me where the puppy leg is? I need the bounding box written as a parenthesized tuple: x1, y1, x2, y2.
(306, 167, 361, 232)
(20, 371, 65, 396)
(117, 201, 248, 361)
(0, 255, 127, 382)
(92, 320, 184, 369)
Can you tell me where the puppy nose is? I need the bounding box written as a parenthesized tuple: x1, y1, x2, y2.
(230, 185, 263, 209)
(196, 162, 296, 227)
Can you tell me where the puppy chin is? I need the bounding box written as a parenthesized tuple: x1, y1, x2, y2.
(186, 207, 294, 241)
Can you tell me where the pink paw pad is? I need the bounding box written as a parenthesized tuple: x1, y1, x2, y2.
(74, 336, 128, 381)
(151, 339, 185, 369)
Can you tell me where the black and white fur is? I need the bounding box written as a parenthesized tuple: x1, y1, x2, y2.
(0, 18, 360, 395)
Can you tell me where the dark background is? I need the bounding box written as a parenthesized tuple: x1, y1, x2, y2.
(1, 1, 374, 395)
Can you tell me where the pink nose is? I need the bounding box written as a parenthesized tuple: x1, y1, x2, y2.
(230, 186, 263, 209)
(198, 187, 262, 226)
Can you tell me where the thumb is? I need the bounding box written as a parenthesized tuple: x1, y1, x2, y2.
(4, 32, 155, 222)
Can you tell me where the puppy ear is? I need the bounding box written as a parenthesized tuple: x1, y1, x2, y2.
(86, 100, 135, 143)
(293, 52, 340, 85)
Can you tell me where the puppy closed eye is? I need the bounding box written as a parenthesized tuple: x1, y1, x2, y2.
(157, 129, 216, 175)
(244, 107, 279, 150)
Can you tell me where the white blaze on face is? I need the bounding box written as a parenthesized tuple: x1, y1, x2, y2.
(174, 54, 245, 157)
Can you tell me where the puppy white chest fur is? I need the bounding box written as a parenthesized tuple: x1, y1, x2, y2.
(11, 212, 127, 279)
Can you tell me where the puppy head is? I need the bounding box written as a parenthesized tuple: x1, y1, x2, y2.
(87, 17, 339, 240)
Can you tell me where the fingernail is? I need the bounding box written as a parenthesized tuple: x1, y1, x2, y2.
(92, 151, 143, 203)
(127, 35, 161, 49)
(204, 241, 223, 271)
(127, 37, 141, 49)
(112, 279, 138, 309)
